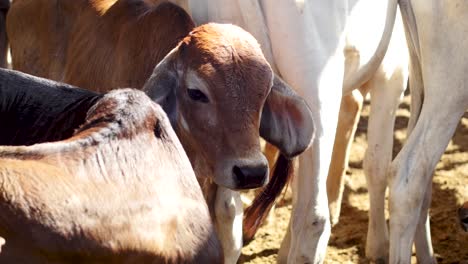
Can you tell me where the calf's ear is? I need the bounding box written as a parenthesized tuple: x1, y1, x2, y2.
(260, 75, 315, 158)
(143, 46, 181, 127)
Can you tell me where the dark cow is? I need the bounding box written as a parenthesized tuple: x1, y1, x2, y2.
(0, 68, 222, 263)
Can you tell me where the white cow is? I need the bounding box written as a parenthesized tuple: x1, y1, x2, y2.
(387, 0, 468, 263)
(186, 0, 409, 263)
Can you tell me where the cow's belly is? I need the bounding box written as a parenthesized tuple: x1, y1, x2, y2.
(345, 0, 387, 67)
(260, 0, 347, 102)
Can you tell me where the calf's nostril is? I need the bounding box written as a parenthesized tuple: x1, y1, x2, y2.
(232, 164, 269, 189)
(232, 165, 246, 187)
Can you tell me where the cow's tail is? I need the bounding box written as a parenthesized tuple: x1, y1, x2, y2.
(342, 0, 399, 94)
(0, 0, 9, 68)
(243, 153, 293, 244)
(406, 64, 423, 136)
(399, 0, 423, 136)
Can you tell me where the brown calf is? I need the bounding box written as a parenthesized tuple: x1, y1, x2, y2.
(8, 0, 313, 191)
(0, 69, 222, 263)
(7, 1, 315, 260)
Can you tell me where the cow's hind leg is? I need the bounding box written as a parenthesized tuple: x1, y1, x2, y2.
(364, 65, 407, 262)
(388, 101, 464, 263)
(327, 89, 364, 226)
(215, 186, 243, 264)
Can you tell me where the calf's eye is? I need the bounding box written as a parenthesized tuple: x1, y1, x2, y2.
(187, 88, 209, 103)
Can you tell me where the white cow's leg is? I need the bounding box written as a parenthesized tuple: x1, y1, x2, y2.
(278, 217, 292, 263)
(414, 180, 436, 263)
(214, 186, 243, 264)
(327, 89, 364, 226)
(388, 103, 464, 263)
(364, 67, 407, 262)
(258, 1, 347, 262)
(276, 64, 344, 263)
(281, 61, 344, 264)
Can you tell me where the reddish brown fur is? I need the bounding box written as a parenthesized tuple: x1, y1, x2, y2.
(7, 0, 194, 91)
(167, 24, 273, 188)
(7, 0, 279, 190)
(8, 0, 275, 188)
(7, 2, 313, 259)
(0, 88, 222, 263)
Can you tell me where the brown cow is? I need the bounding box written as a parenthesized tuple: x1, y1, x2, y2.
(7, 1, 315, 262)
(0, 68, 222, 263)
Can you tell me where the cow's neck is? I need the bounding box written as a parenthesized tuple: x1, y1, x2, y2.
(178, 134, 212, 186)
(173, 124, 217, 213)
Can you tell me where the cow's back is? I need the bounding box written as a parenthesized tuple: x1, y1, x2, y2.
(0, 87, 222, 263)
(8, 0, 194, 92)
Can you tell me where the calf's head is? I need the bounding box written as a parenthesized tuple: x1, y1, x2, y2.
(144, 23, 314, 190)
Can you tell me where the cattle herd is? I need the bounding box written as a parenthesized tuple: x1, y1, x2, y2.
(0, 0, 466, 264)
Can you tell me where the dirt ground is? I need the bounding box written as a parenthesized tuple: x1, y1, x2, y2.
(239, 95, 468, 264)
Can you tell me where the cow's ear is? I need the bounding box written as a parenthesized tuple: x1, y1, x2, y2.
(260, 75, 315, 158)
(143, 47, 181, 127)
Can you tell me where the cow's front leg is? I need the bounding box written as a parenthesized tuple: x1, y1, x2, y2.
(214, 186, 243, 264)
(278, 59, 344, 264)
(327, 89, 364, 226)
(364, 65, 407, 262)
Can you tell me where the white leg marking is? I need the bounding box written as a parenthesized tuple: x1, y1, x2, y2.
(215, 186, 243, 264)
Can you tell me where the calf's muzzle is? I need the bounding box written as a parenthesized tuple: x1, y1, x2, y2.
(232, 163, 269, 189)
